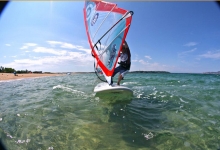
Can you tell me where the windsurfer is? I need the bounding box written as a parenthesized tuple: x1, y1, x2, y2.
(111, 41, 131, 86)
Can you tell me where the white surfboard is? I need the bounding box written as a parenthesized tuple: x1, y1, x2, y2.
(94, 82, 133, 94)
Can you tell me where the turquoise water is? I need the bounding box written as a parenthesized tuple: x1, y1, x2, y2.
(0, 73, 220, 150)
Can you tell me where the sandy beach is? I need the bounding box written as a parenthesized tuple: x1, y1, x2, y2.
(0, 73, 64, 81)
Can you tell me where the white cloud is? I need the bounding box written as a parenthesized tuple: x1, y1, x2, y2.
(77, 47, 91, 54)
(184, 42, 198, 47)
(27, 43, 38, 47)
(61, 43, 77, 49)
(139, 59, 148, 65)
(14, 59, 44, 65)
(33, 47, 67, 56)
(134, 61, 175, 72)
(5, 44, 11, 46)
(131, 58, 175, 72)
(47, 41, 90, 53)
(3, 52, 94, 71)
(131, 54, 139, 62)
(3, 43, 94, 71)
(199, 50, 220, 59)
(3, 41, 94, 72)
(20, 43, 37, 50)
(47, 41, 77, 49)
(178, 48, 197, 56)
(145, 55, 152, 60)
(47, 41, 63, 46)
(132, 59, 138, 62)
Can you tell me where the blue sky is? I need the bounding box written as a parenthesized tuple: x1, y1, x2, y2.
(0, 1, 220, 73)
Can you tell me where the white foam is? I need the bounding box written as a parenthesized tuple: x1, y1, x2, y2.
(48, 146, 54, 150)
(7, 133, 13, 138)
(53, 85, 84, 94)
(122, 82, 138, 85)
(144, 132, 154, 140)
(151, 91, 158, 95)
(179, 98, 188, 103)
(0, 79, 23, 83)
(137, 94, 142, 98)
(16, 139, 31, 144)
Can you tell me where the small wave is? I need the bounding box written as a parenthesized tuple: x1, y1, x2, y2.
(150, 91, 158, 96)
(6, 133, 13, 139)
(137, 93, 143, 98)
(16, 139, 31, 144)
(53, 85, 84, 94)
(0, 78, 23, 83)
(122, 82, 138, 85)
(143, 132, 154, 140)
(179, 98, 189, 103)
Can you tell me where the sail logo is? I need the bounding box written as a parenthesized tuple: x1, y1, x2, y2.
(91, 13, 99, 26)
(86, 3, 95, 21)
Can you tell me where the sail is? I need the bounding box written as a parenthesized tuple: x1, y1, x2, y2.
(83, 1, 133, 84)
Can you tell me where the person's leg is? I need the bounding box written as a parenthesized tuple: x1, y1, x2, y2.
(117, 74, 123, 85)
(110, 66, 121, 85)
(117, 70, 129, 85)
(112, 66, 121, 77)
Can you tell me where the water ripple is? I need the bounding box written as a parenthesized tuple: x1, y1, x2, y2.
(0, 73, 220, 149)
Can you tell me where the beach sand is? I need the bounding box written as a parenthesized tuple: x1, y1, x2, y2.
(0, 73, 64, 81)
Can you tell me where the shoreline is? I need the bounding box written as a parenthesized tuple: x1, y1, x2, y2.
(0, 73, 64, 82)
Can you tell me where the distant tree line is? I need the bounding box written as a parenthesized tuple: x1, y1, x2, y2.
(0, 66, 15, 73)
(0, 66, 42, 74)
(16, 69, 29, 73)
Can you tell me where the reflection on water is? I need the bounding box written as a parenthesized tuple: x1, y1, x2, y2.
(0, 73, 220, 149)
(95, 90, 133, 104)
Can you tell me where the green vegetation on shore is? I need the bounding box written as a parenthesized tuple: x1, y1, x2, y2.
(0, 66, 43, 74)
(0, 66, 15, 73)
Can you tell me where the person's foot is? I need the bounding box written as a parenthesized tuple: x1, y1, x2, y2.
(117, 82, 120, 86)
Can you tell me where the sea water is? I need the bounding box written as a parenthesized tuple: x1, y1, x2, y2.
(0, 73, 220, 150)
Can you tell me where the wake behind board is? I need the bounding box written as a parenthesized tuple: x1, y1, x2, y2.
(94, 82, 133, 94)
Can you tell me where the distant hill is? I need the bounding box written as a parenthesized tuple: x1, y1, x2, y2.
(130, 71, 170, 73)
(203, 71, 220, 74)
(60, 71, 170, 74)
